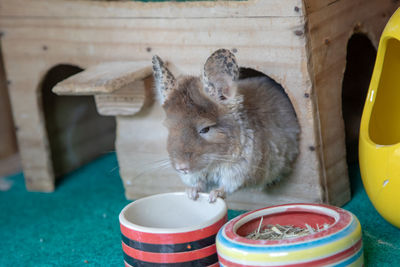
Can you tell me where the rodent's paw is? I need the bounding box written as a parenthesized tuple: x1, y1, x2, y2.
(186, 187, 200, 201)
(208, 188, 226, 203)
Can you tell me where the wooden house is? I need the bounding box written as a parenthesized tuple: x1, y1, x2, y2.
(0, 0, 398, 209)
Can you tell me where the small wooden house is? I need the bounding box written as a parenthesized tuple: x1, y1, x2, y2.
(0, 0, 398, 209)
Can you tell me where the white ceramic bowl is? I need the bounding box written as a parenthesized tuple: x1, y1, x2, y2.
(119, 192, 227, 266)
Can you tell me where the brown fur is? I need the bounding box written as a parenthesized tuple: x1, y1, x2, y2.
(163, 76, 241, 174)
(152, 49, 300, 199)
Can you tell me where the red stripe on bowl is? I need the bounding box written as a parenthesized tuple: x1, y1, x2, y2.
(122, 242, 217, 263)
(120, 215, 226, 244)
(218, 238, 362, 267)
(223, 204, 351, 245)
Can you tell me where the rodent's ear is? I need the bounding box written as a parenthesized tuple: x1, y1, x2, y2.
(202, 49, 239, 102)
(152, 55, 176, 104)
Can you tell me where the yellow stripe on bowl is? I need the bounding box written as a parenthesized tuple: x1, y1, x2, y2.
(216, 221, 362, 264)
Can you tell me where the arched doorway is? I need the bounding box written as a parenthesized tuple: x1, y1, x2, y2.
(342, 34, 377, 164)
(41, 65, 116, 179)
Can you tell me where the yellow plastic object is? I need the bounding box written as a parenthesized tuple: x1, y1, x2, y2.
(359, 8, 400, 228)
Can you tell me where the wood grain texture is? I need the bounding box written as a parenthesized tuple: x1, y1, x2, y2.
(304, 0, 340, 15)
(94, 80, 147, 116)
(305, 0, 399, 205)
(53, 62, 152, 116)
(0, 6, 320, 200)
(0, 0, 304, 18)
(0, 46, 17, 160)
(0, 0, 323, 207)
(2, 0, 385, 208)
(53, 62, 152, 95)
(0, 46, 20, 177)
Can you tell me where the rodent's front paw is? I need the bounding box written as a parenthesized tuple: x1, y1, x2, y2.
(209, 188, 226, 203)
(186, 187, 200, 201)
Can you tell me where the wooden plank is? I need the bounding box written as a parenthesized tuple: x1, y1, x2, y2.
(0, 1, 329, 208)
(0, 16, 308, 81)
(0, 0, 304, 19)
(0, 17, 306, 50)
(304, 0, 340, 15)
(94, 80, 147, 116)
(53, 62, 152, 95)
(0, 46, 17, 161)
(52, 61, 152, 116)
(307, 0, 397, 51)
(0, 16, 311, 103)
(305, 0, 399, 204)
(326, 160, 350, 206)
(2, 57, 55, 191)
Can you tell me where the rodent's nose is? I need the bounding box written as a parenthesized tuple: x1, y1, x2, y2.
(175, 161, 190, 174)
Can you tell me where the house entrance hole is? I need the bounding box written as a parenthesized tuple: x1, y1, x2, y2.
(342, 33, 377, 164)
(41, 65, 116, 178)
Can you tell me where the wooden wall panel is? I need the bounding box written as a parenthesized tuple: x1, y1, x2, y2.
(305, 0, 399, 205)
(0, 50, 16, 159)
(0, 45, 20, 177)
(2, 0, 394, 208)
(0, 0, 304, 18)
(0, 1, 324, 207)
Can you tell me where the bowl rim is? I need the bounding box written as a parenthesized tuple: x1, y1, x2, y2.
(222, 203, 352, 245)
(119, 192, 227, 234)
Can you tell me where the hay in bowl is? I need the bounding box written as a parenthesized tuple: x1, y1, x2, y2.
(245, 217, 330, 240)
(216, 203, 364, 266)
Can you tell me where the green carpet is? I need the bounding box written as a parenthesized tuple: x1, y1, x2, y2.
(0, 153, 399, 266)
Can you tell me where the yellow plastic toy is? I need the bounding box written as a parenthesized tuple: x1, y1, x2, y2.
(359, 8, 400, 228)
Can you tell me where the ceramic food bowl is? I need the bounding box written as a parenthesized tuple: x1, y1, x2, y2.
(359, 7, 400, 228)
(119, 192, 227, 266)
(216, 203, 363, 266)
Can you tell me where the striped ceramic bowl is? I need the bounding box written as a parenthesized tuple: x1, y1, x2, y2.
(216, 203, 363, 266)
(119, 192, 227, 266)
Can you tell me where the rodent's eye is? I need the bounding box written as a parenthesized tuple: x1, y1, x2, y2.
(199, 126, 210, 134)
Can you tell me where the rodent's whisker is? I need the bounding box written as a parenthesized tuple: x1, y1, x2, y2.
(140, 158, 171, 168)
(133, 163, 172, 180)
(203, 154, 269, 174)
(150, 158, 171, 163)
(152, 49, 300, 195)
(129, 157, 172, 180)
